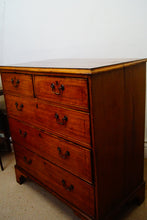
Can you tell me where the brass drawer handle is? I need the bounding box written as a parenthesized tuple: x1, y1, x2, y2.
(57, 147, 70, 159)
(55, 113, 68, 125)
(11, 78, 20, 87)
(15, 102, 24, 111)
(39, 133, 42, 137)
(23, 156, 32, 165)
(51, 82, 64, 95)
(19, 129, 27, 137)
(61, 179, 74, 191)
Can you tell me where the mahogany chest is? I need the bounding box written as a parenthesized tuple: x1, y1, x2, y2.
(0, 59, 146, 220)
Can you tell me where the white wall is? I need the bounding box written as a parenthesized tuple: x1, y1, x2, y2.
(0, 0, 147, 65)
(0, 0, 147, 154)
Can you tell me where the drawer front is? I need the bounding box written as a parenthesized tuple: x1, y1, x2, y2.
(9, 118, 92, 183)
(5, 94, 91, 146)
(1, 73, 34, 97)
(34, 76, 88, 109)
(14, 144, 95, 217)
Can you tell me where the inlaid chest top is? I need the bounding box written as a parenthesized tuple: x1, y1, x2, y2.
(0, 58, 146, 75)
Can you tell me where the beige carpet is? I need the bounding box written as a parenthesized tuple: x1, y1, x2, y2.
(0, 152, 147, 220)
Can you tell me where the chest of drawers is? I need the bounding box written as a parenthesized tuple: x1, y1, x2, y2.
(0, 59, 146, 220)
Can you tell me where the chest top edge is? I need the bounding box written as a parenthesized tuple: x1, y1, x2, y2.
(0, 58, 146, 76)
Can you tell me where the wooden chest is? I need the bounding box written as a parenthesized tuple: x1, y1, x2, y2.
(0, 59, 146, 220)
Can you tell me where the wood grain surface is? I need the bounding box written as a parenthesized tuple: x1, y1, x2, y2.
(14, 144, 95, 217)
(5, 94, 91, 147)
(0, 58, 146, 75)
(1, 73, 34, 97)
(90, 63, 146, 219)
(9, 117, 92, 183)
(34, 76, 88, 109)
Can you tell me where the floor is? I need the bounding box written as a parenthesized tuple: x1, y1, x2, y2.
(0, 152, 147, 220)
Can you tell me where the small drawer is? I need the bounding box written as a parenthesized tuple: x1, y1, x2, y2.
(14, 144, 95, 217)
(5, 94, 91, 147)
(1, 73, 33, 97)
(9, 118, 92, 183)
(34, 76, 88, 110)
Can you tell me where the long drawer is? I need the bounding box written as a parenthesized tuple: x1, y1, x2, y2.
(2, 73, 34, 97)
(5, 94, 91, 146)
(14, 144, 95, 217)
(9, 117, 92, 183)
(34, 76, 88, 110)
